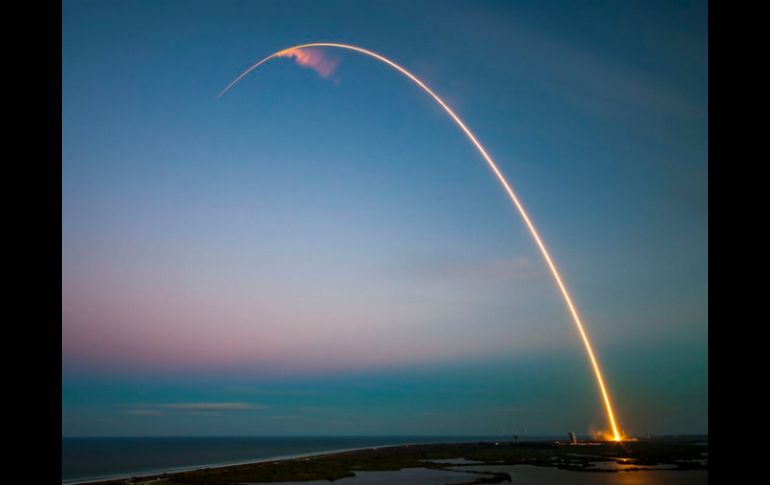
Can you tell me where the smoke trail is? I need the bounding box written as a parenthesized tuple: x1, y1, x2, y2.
(276, 47, 340, 79)
(217, 43, 624, 442)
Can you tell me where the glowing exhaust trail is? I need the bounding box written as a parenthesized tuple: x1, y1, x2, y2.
(218, 43, 623, 441)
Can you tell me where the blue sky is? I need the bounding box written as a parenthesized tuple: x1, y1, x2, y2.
(62, 0, 707, 437)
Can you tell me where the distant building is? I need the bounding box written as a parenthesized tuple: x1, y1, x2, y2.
(569, 431, 578, 444)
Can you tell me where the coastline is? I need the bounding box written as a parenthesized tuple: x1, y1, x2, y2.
(65, 437, 708, 485)
(62, 437, 490, 485)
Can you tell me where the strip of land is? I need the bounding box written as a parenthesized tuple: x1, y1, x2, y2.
(81, 436, 708, 485)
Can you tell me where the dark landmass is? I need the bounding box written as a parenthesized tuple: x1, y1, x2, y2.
(85, 436, 708, 485)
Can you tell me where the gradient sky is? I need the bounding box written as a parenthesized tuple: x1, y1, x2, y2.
(62, 0, 707, 437)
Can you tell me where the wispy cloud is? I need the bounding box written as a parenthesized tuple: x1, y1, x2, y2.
(156, 402, 262, 411)
(124, 402, 266, 416)
(276, 47, 340, 79)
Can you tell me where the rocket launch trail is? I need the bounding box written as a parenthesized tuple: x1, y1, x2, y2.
(218, 43, 624, 442)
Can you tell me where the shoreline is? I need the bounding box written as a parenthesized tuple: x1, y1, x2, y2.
(64, 437, 708, 485)
(62, 437, 489, 485)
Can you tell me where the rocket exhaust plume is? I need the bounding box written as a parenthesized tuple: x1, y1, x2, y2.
(218, 43, 624, 442)
(275, 47, 339, 79)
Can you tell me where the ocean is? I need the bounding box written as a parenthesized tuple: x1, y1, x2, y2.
(61, 435, 509, 483)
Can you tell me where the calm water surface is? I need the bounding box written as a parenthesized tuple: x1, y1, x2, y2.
(262, 468, 492, 485)
(455, 465, 707, 485)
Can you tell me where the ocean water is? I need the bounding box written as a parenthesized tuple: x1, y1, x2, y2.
(61, 435, 505, 483)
